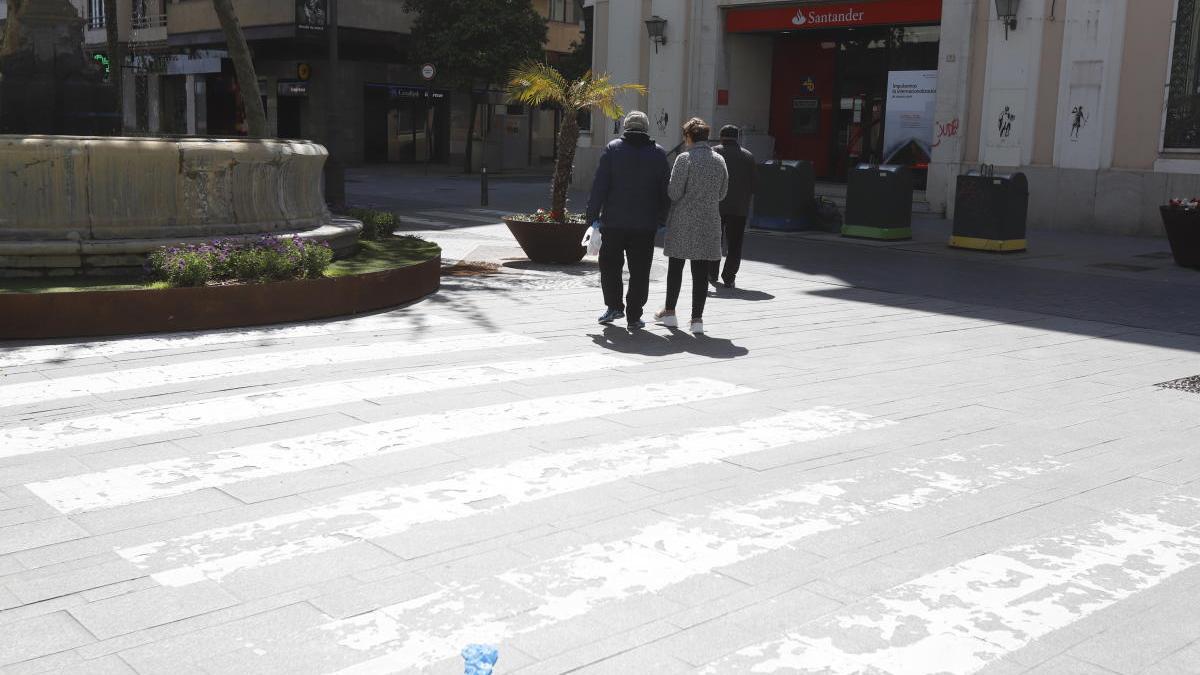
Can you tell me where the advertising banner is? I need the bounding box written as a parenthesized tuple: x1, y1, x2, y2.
(882, 70, 937, 166)
(297, 0, 327, 32)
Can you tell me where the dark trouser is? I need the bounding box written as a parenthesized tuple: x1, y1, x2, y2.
(599, 228, 655, 320)
(710, 215, 748, 284)
(665, 257, 710, 319)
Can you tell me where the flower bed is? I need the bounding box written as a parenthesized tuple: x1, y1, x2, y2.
(147, 235, 334, 287)
(0, 237, 441, 339)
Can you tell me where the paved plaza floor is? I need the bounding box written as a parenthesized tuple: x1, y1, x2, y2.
(2, 171, 1200, 673)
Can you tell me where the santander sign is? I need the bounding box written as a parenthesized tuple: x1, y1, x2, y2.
(792, 7, 867, 26)
(726, 0, 942, 33)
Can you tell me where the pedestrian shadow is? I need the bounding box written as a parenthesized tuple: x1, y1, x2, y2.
(714, 287, 775, 302)
(588, 325, 749, 359)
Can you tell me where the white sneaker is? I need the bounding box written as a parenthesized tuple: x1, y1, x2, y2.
(690, 319, 704, 334)
(654, 310, 678, 327)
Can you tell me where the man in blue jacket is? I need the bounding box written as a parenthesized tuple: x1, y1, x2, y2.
(585, 111, 670, 329)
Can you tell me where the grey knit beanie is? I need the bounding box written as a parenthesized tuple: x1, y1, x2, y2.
(622, 111, 650, 133)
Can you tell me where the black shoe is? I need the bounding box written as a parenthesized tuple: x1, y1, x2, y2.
(627, 318, 646, 330)
(723, 279, 736, 289)
(598, 308, 625, 325)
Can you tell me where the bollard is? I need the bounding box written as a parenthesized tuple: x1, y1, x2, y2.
(481, 167, 489, 207)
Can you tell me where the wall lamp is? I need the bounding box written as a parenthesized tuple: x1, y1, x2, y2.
(645, 15, 667, 52)
(995, 0, 1019, 39)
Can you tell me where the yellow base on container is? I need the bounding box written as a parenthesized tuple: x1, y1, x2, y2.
(948, 235, 1027, 252)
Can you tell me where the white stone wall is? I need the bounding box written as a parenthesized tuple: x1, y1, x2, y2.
(928, 0, 978, 217)
(978, 0, 1048, 167)
(1051, 0, 1127, 171)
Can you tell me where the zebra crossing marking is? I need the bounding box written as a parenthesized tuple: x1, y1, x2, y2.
(704, 495, 1200, 674)
(0, 331, 538, 415)
(27, 378, 754, 514)
(114, 408, 892, 587)
(1, 353, 635, 458)
(313, 451, 1066, 674)
(0, 313, 461, 370)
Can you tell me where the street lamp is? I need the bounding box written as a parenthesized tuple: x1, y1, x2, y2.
(995, 0, 1019, 39)
(645, 15, 667, 53)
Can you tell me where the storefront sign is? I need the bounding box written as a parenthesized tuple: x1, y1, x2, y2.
(165, 50, 227, 75)
(368, 83, 448, 101)
(882, 70, 937, 165)
(297, 0, 327, 32)
(278, 80, 309, 97)
(726, 0, 942, 32)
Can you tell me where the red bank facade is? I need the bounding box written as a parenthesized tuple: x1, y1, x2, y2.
(726, 0, 943, 182)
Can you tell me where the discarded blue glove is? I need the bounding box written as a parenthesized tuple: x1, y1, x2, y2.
(462, 644, 499, 675)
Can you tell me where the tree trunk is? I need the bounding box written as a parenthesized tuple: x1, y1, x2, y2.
(463, 96, 478, 174)
(103, 0, 122, 132)
(211, 0, 267, 138)
(550, 109, 580, 221)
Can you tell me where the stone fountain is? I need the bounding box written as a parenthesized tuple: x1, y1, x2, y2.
(0, 0, 356, 277)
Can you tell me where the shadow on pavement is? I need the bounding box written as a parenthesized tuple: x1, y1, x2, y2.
(741, 232, 1200, 350)
(588, 325, 749, 359)
(715, 286, 775, 302)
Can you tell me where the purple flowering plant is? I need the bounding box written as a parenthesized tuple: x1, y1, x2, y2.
(148, 235, 333, 287)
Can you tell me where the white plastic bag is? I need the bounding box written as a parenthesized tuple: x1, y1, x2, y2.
(583, 223, 603, 256)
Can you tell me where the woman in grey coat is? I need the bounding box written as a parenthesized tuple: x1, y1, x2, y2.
(655, 118, 728, 334)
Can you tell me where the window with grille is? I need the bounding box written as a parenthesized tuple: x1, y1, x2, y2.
(1166, 0, 1200, 148)
(88, 0, 105, 29)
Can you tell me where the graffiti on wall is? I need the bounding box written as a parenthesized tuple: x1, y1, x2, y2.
(932, 118, 960, 148)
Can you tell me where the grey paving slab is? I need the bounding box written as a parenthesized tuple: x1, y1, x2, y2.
(0, 611, 94, 667)
(68, 581, 239, 640)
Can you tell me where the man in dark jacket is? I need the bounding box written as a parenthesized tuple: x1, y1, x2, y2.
(711, 125, 756, 289)
(585, 111, 670, 329)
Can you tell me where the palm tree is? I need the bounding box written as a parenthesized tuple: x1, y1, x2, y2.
(211, 0, 267, 137)
(507, 61, 645, 222)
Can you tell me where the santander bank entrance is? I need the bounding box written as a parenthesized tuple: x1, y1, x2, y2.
(725, 0, 942, 185)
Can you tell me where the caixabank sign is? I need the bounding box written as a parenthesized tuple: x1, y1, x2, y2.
(726, 0, 942, 32)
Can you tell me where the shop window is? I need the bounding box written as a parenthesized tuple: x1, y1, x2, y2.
(1166, 0, 1200, 149)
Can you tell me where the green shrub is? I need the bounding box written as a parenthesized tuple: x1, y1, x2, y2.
(346, 208, 398, 241)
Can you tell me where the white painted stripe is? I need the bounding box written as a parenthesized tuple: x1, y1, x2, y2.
(418, 211, 504, 224)
(709, 495, 1200, 675)
(320, 451, 1066, 674)
(0, 331, 537, 410)
(2, 353, 634, 460)
(28, 378, 753, 514)
(117, 408, 892, 586)
(0, 314, 460, 370)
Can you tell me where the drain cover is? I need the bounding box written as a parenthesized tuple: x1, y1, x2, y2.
(1089, 262, 1157, 272)
(1157, 375, 1200, 394)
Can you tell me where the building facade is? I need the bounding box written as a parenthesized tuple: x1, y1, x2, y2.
(77, 0, 581, 169)
(581, 0, 1200, 236)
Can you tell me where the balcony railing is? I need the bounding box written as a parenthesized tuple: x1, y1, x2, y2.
(86, 16, 106, 30)
(131, 13, 167, 30)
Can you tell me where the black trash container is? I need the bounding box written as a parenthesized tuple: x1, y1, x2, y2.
(950, 171, 1029, 252)
(843, 164, 913, 240)
(750, 160, 816, 231)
